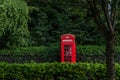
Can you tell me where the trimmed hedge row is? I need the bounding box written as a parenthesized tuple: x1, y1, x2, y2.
(0, 45, 113, 55)
(0, 62, 107, 80)
(0, 45, 120, 63)
(0, 45, 105, 55)
(0, 62, 120, 80)
(0, 46, 60, 63)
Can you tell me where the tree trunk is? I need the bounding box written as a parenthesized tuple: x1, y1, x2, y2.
(106, 32, 115, 80)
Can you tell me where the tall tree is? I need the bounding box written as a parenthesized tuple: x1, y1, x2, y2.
(86, 0, 119, 80)
(0, 0, 29, 49)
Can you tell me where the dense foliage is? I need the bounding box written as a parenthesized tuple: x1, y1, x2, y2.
(0, 0, 29, 49)
(0, 0, 120, 49)
(0, 62, 120, 80)
(27, 0, 105, 46)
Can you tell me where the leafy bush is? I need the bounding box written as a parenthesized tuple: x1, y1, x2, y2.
(0, 0, 29, 48)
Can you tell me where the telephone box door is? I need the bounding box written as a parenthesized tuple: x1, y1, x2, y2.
(64, 44, 72, 62)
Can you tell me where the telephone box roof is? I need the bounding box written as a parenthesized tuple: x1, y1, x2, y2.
(61, 34, 75, 40)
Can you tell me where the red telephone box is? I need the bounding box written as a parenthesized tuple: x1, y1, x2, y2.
(61, 34, 76, 63)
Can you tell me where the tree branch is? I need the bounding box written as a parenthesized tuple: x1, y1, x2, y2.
(101, 0, 114, 34)
(111, 0, 119, 28)
(86, 0, 107, 35)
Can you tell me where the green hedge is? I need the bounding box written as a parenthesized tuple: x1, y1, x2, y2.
(0, 46, 60, 63)
(0, 62, 120, 80)
(0, 45, 106, 55)
(0, 45, 120, 63)
(2, 45, 120, 55)
(77, 45, 105, 55)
